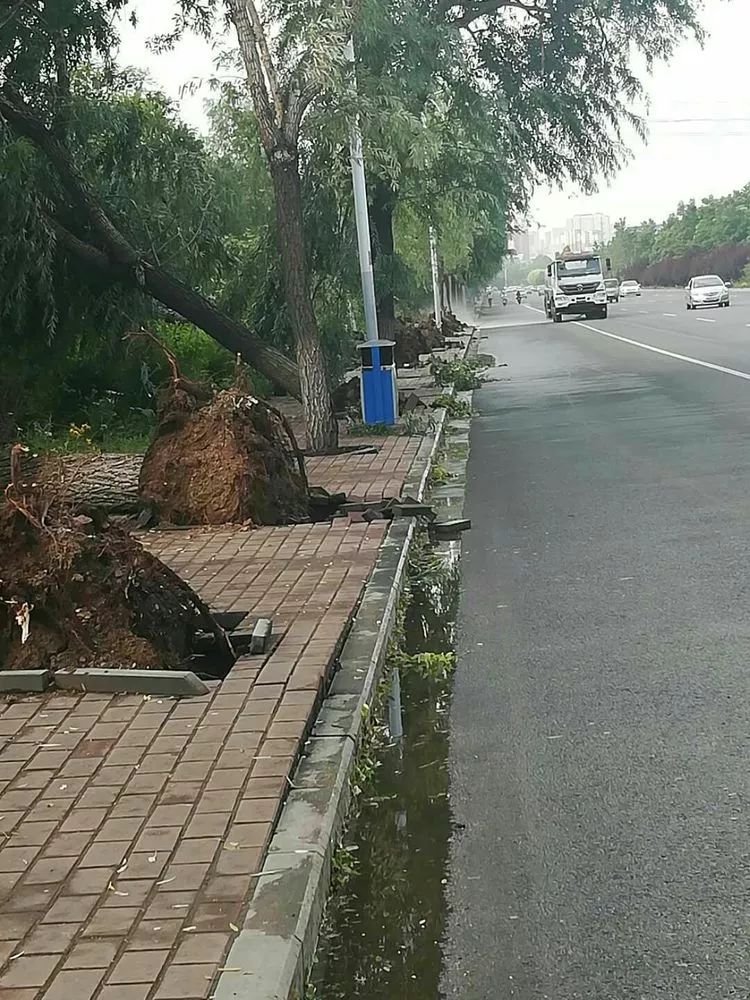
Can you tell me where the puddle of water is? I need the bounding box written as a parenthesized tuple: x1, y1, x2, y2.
(309, 564, 459, 1000)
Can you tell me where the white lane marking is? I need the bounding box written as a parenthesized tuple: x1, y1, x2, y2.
(570, 319, 750, 382)
(663, 313, 676, 317)
(695, 317, 716, 323)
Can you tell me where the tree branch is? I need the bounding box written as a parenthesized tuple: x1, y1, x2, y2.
(225, 0, 282, 152)
(442, 0, 547, 27)
(284, 75, 318, 143)
(0, 85, 140, 269)
(243, 0, 285, 128)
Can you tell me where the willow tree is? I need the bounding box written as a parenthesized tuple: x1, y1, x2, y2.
(170, 0, 354, 451)
(0, 0, 301, 400)
(349, 0, 706, 333)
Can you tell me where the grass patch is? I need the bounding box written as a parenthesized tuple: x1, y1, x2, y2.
(18, 419, 152, 455)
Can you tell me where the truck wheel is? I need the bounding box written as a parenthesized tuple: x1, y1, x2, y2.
(552, 308, 562, 324)
(600, 306, 608, 319)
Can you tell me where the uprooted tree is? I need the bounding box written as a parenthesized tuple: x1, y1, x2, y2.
(4, 335, 312, 526)
(0, 85, 301, 400)
(0, 0, 320, 415)
(1, 445, 233, 671)
(136, 335, 310, 525)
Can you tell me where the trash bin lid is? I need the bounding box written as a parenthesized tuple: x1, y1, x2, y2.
(356, 339, 396, 349)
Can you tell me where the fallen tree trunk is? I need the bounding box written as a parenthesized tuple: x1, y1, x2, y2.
(2, 453, 143, 513)
(0, 86, 301, 400)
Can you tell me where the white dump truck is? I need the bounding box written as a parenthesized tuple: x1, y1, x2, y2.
(544, 253, 609, 323)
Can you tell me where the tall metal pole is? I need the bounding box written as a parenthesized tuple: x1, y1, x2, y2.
(429, 225, 442, 330)
(387, 666, 404, 745)
(345, 39, 379, 342)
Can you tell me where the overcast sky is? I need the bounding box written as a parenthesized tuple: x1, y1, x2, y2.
(118, 0, 750, 230)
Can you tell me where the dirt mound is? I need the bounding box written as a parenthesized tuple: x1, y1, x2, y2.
(0, 485, 226, 672)
(137, 341, 309, 526)
(442, 311, 468, 335)
(394, 317, 445, 367)
(393, 313, 467, 367)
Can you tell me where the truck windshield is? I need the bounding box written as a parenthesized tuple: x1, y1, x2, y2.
(556, 258, 602, 277)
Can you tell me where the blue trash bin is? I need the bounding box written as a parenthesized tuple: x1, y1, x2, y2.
(358, 339, 398, 426)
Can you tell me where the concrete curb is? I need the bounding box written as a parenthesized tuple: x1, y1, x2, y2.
(213, 338, 470, 1000)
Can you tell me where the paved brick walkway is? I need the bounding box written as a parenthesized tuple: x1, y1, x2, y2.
(306, 435, 420, 501)
(0, 522, 385, 999)
(0, 437, 424, 998)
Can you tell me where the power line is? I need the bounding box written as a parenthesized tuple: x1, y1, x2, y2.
(649, 117, 750, 124)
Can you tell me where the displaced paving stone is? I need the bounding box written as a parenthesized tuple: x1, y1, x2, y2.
(0, 670, 51, 693)
(249, 618, 273, 654)
(53, 669, 209, 697)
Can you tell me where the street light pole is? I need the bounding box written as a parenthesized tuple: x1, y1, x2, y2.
(429, 225, 442, 330)
(345, 39, 379, 343)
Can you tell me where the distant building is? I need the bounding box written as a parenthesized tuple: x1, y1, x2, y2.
(513, 230, 531, 261)
(565, 213, 612, 251)
(511, 219, 610, 261)
(538, 227, 568, 257)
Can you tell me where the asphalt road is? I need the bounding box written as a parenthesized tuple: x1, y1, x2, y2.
(443, 289, 750, 1000)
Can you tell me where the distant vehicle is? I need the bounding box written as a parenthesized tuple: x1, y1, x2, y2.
(620, 280, 641, 297)
(685, 274, 730, 309)
(544, 253, 608, 322)
(604, 278, 620, 303)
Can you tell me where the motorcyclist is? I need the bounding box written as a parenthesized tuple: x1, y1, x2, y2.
(516, 289, 522, 305)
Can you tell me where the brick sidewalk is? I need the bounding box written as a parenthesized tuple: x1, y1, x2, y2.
(306, 435, 420, 501)
(0, 442, 419, 999)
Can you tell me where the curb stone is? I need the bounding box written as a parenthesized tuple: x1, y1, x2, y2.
(213, 337, 472, 1000)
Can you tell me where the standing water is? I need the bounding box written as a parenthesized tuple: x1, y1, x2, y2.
(310, 410, 470, 1000)
(308, 561, 459, 999)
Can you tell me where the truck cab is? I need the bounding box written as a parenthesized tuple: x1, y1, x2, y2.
(544, 253, 608, 323)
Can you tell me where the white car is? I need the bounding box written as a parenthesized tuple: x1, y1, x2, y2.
(620, 280, 641, 297)
(685, 274, 730, 309)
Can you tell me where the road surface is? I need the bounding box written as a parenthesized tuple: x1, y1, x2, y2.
(444, 289, 750, 999)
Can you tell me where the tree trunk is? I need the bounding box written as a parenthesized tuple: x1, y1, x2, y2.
(0, 89, 302, 400)
(371, 180, 398, 339)
(142, 262, 301, 398)
(442, 274, 453, 312)
(48, 220, 302, 399)
(269, 155, 338, 452)
(3, 453, 143, 512)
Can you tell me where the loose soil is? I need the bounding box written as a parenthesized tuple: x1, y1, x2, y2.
(139, 378, 309, 526)
(0, 495, 227, 672)
(394, 312, 467, 368)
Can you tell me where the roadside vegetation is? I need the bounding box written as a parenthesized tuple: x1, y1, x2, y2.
(602, 184, 750, 286)
(1, 0, 708, 454)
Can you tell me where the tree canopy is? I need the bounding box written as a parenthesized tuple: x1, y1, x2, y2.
(603, 184, 750, 285)
(0, 0, 713, 444)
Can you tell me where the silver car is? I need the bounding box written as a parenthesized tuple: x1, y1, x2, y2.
(686, 274, 730, 309)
